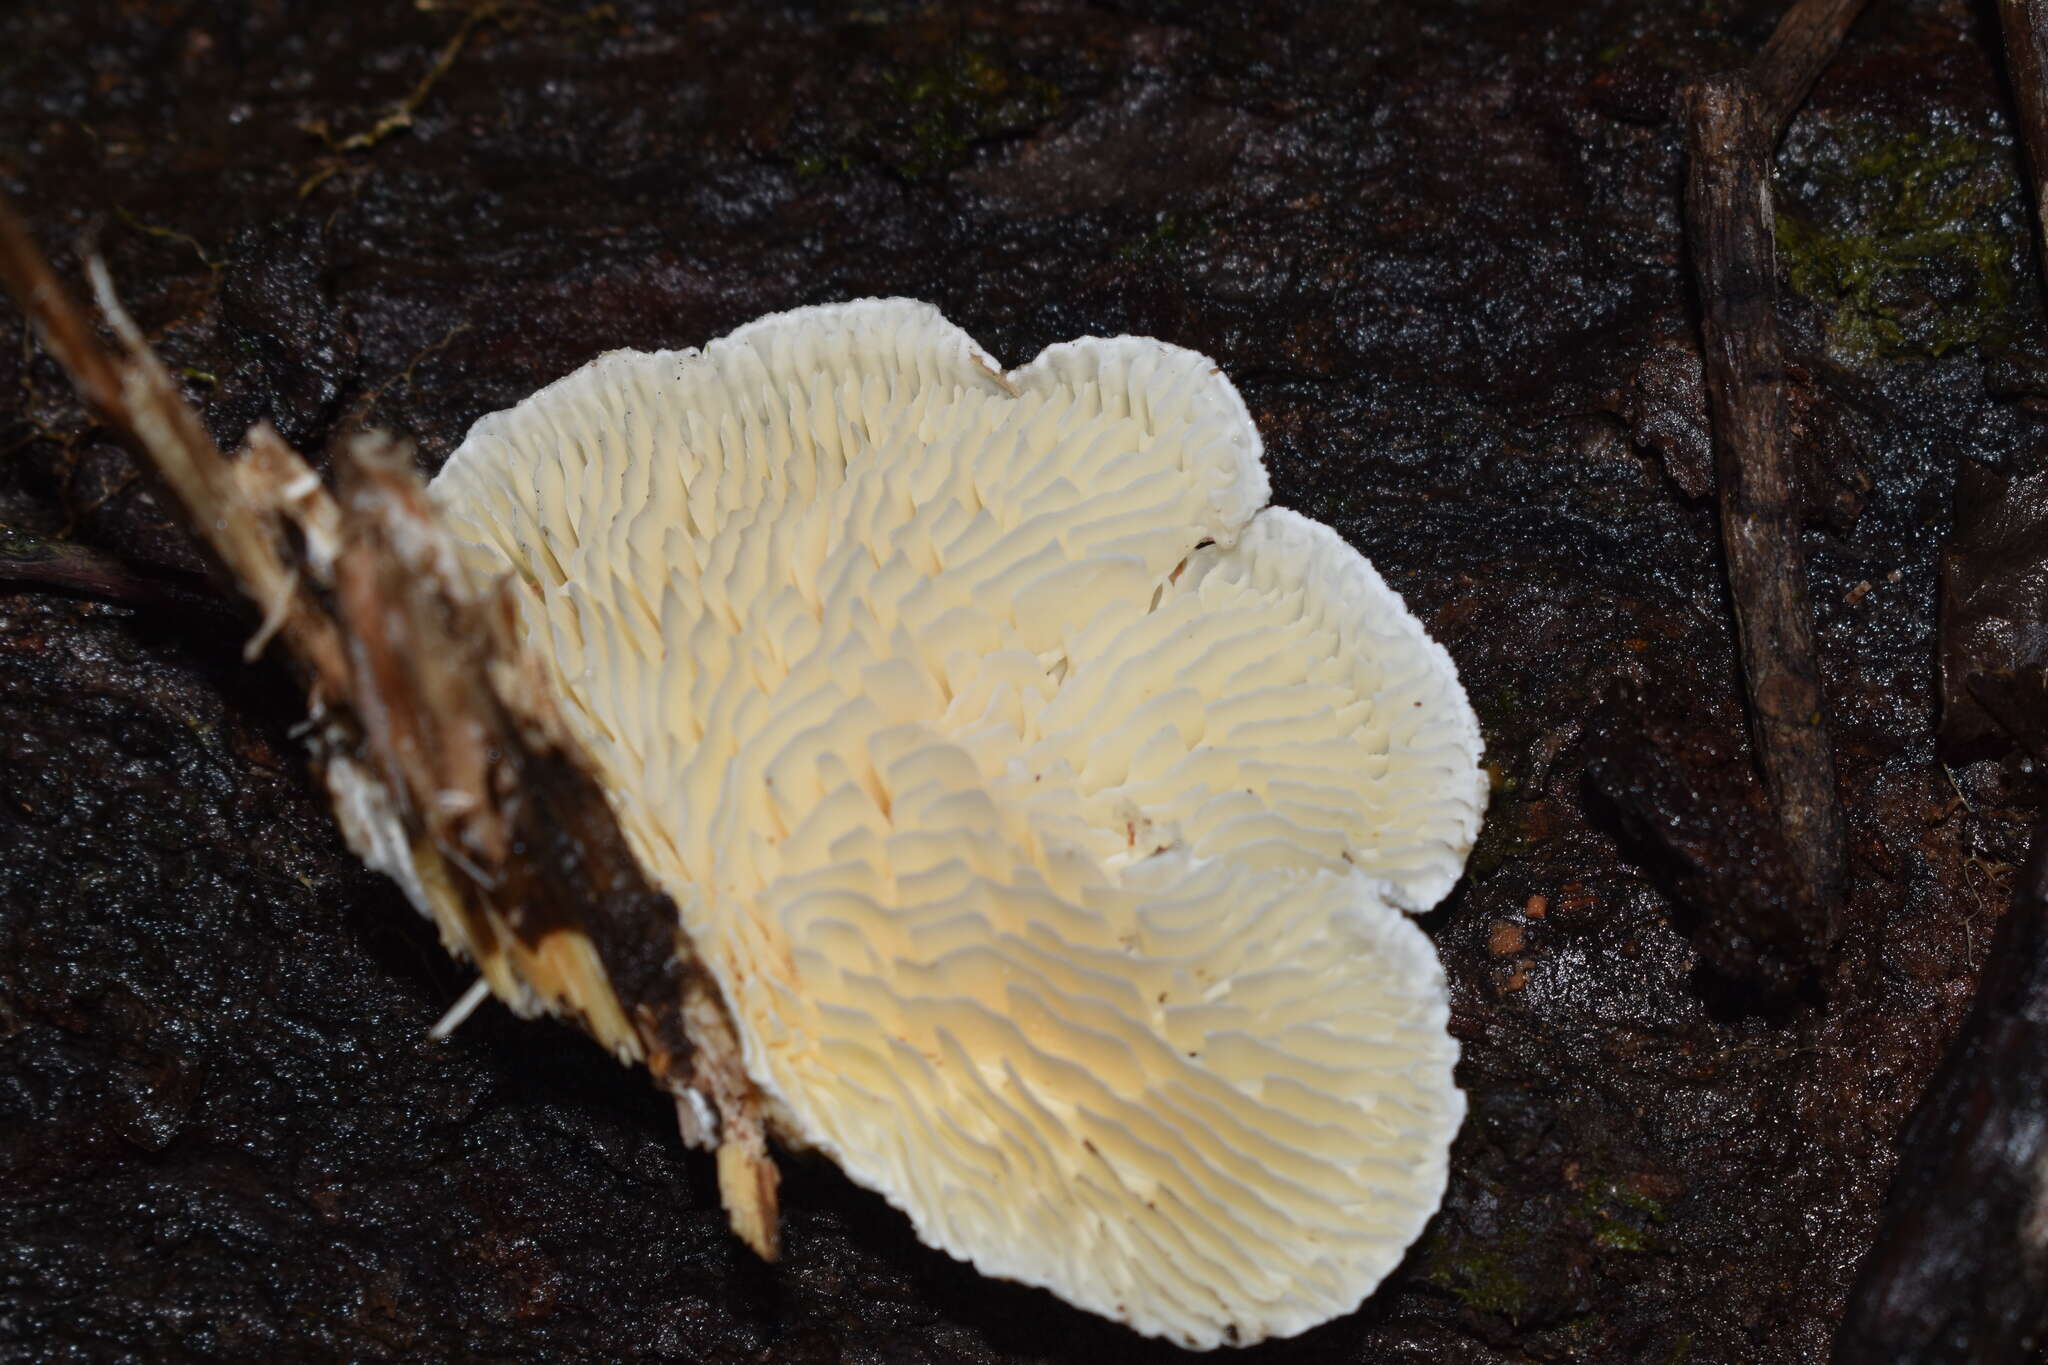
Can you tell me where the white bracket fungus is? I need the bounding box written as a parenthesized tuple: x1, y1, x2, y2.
(427, 300, 1486, 1349)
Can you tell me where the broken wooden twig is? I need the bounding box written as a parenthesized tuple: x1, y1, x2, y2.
(1683, 73, 1848, 933)
(0, 192, 779, 1257)
(1668, 0, 1870, 940)
(0, 524, 233, 624)
(1753, 0, 1872, 144)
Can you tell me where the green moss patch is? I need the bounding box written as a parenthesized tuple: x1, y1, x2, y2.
(1775, 128, 2024, 362)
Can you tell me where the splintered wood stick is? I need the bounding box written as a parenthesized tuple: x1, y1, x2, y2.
(1672, 0, 1871, 936)
(0, 192, 779, 1258)
(1683, 74, 1848, 931)
(0, 201, 351, 692)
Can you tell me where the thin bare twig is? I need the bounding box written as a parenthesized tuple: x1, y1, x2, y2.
(299, 2, 503, 196)
(0, 524, 234, 624)
(1753, 0, 1873, 143)
(341, 319, 471, 434)
(301, 2, 501, 155)
(111, 206, 218, 274)
(1684, 73, 1848, 932)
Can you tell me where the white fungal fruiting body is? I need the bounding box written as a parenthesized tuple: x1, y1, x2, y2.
(430, 300, 1486, 1349)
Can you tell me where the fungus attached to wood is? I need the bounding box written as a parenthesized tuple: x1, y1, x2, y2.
(418, 299, 1484, 1349)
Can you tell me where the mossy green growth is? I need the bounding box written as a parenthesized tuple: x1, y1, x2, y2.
(792, 150, 852, 180)
(878, 47, 1061, 180)
(1463, 819, 1533, 883)
(1579, 1177, 1667, 1254)
(785, 42, 1061, 183)
(1775, 129, 2023, 362)
(1420, 1227, 1534, 1318)
(1116, 211, 1215, 264)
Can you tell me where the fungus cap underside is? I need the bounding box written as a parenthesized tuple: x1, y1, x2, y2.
(429, 299, 1485, 1349)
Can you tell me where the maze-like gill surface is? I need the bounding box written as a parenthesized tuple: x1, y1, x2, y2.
(430, 300, 1484, 1348)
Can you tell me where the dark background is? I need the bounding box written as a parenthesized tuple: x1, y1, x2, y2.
(0, 1, 2037, 1360)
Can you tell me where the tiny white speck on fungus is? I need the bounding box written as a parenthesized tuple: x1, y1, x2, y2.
(419, 299, 1485, 1349)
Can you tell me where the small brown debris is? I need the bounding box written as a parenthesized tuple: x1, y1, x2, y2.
(1844, 580, 1872, 606)
(1489, 922, 1527, 957)
(1525, 893, 1549, 919)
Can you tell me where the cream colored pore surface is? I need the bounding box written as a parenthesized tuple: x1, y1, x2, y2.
(430, 300, 1485, 1349)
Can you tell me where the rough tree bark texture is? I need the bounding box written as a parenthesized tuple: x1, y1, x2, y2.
(0, 2, 2042, 1361)
(1835, 786, 2048, 1363)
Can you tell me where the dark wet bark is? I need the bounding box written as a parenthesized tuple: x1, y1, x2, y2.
(1584, 679, 1822, 992)
(2001, 0, 2048, 296)
(1834, 790, 2048, 1363)
(1, 191, 774, 1251)
(1, 2, 2041, 1360)
(1845, 453, 2048, 1361)
(1938, 459, 2048, 763)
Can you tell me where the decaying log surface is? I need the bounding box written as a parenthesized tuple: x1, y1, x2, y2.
(1682, 74, 1847, 943)
(1583, 679, 1823, 990)
(1834, 676, 2048, 1361)
(0, 195, 779, 1257)
(2, 1, 2032, 1357)
(1828, 5, 2048, 1354)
